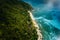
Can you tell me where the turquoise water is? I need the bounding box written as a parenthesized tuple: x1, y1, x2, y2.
(23, 0, 60, 40)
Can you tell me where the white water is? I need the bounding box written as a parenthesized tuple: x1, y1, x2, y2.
(23, 0, 60, 40)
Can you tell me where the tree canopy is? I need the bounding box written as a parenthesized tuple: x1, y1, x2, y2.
(0, 0, 37, 40)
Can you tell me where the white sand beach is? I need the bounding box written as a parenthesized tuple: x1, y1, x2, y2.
(28, 11, 42, 40)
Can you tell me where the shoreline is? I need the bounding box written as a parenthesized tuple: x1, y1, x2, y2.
(28, 11, 42, 40)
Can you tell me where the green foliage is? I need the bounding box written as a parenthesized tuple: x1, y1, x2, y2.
(0, 0, 37, 40)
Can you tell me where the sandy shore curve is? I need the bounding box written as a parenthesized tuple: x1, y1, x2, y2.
(28, 11, 42, 40)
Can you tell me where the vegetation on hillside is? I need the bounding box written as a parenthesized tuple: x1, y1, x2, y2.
(0, 0, 38, 40)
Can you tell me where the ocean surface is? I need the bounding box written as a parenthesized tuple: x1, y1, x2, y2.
(23, 0, 60, 40)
